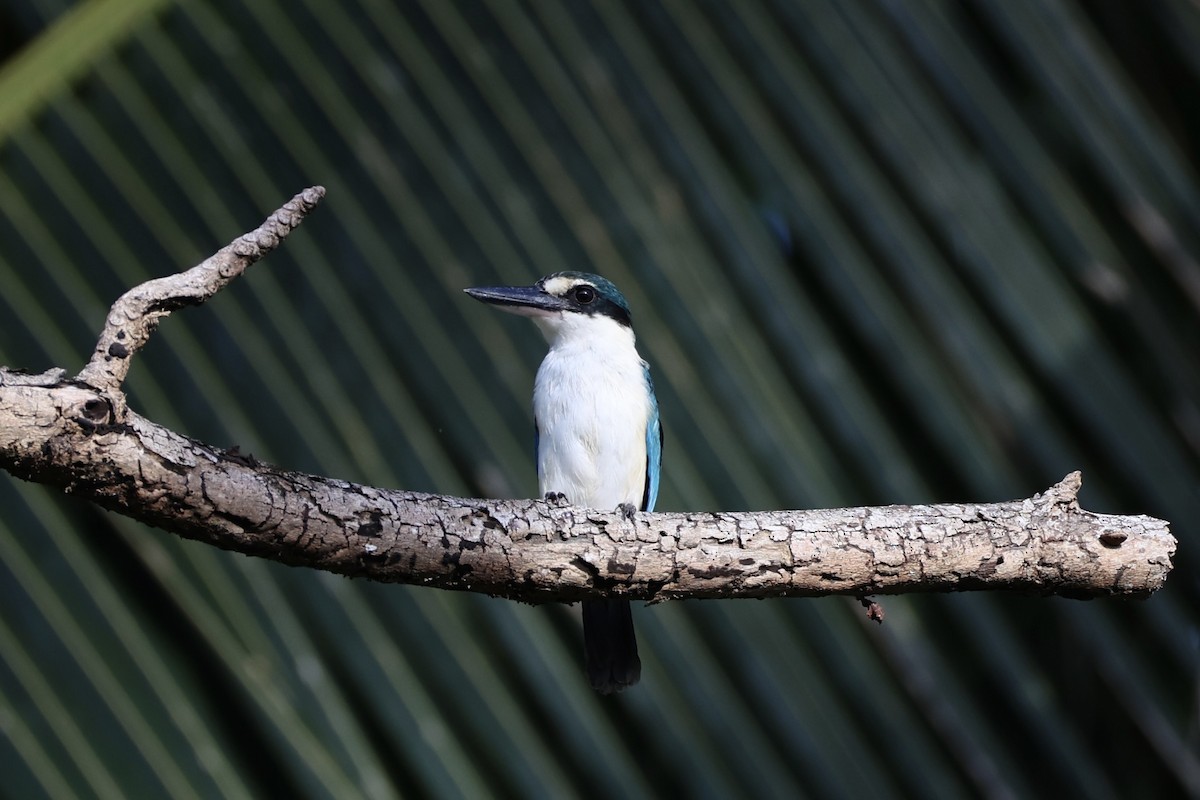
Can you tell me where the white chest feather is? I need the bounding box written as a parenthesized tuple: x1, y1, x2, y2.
(533, 319, 652, 510)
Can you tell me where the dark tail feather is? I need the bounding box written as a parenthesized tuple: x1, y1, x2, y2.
(582, 599, 641, 694)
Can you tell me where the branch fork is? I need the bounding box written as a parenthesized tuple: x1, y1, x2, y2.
(74, 186, 326, 410)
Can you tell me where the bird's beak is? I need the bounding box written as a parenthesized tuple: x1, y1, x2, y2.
(464, 284, 567, 318)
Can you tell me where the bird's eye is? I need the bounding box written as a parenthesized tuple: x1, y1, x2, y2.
(572, 285, 596, 304)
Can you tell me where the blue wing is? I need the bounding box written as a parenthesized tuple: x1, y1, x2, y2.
(641, 365, 662, 513)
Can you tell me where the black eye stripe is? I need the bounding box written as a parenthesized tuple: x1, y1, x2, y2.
(538, 271, 633, 327)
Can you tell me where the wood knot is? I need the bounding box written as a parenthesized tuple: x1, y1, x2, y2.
(82, 397, 111, 423)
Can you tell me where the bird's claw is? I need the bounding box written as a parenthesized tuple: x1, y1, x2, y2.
(544, 491, 570, 507)
(617, 502, 638, 521)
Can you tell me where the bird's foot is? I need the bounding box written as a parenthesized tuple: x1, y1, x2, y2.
(544, 491, 570, 507)
(616, 502, 638, 521)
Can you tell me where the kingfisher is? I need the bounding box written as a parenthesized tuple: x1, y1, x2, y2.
(465, 272, 662, 694)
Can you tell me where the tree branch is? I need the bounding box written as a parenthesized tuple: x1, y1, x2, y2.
(75, 186, 326, 409)
(0, 189, 1176, 604)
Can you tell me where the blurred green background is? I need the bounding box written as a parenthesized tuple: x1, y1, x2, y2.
(1, 0, 1198, 797)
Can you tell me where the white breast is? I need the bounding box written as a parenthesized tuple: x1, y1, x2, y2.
(533, 316, 652, 510)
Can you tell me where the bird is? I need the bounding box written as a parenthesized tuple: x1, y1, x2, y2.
(465, 271, 662, 694)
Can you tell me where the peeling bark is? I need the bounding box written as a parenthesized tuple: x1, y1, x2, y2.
(0, 189, 1177, 604)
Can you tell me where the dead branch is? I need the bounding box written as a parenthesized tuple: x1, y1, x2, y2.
(0, 189, 1176, 604)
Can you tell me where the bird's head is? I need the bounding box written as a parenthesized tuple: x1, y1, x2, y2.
(465, 272, 633, 345)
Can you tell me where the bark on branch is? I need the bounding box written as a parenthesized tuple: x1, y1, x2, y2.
(0, 189, 1176, 604)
